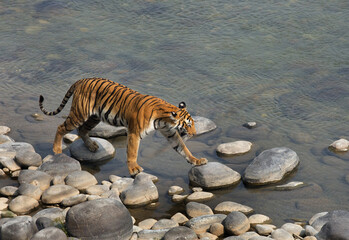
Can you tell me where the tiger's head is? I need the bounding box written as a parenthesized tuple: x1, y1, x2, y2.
(168, 101, 196, 139)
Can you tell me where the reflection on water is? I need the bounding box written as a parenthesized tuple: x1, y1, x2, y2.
(1, 0, 348, 225)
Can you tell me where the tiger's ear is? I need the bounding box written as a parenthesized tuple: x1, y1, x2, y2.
(179, 102, 186, 109)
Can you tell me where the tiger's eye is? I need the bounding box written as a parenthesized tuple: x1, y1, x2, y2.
(171, 112, 177, 117)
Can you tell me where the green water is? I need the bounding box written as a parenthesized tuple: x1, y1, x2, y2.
(1, 0, 348, 226)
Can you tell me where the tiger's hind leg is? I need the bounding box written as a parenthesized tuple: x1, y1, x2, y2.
(53, 115, 80, 154)
(78, 115, 101, 152)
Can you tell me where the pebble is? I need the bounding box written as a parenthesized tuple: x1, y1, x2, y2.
(152, 219, 178, 230)
(109, 174, 121, 183)
(163, 226, 197, 240)
(186, 191, 214, 202)
(255, 224, 276, 235)
(275, 181, 305, 190)
(65, 170, 98, 191)
(0, 156, 21, 172)
(243, 147, 300, 185)
(0, 135, 14, 144)
(41, 185, 79, 204)
(15, 150, 42, 167)
(18, 183, 43, 200)
(171, 212, 189, 225)
(63, 133, 79, 143)
(189, 162, 241, 189)
(172, 194, 188, 203)
(248, 214, 272, 226)
(214, 201, 253, 215)
(9, 195, 39, 214)
(0, 197, 9, 210)
(18, 169, 52, 191)
(243, 122, 257, 129)
(186, 202, 213, 218)
(0, 186, 18, 197)
(281, 222, 305, 236)
(271, 228, 294, 240)
(85, 184, 110, 195)
(101, 180, 112, 187)
(168, 185, 184, 195)
(69, 137, 116, 162)
(0, 126, 10, 135)
(216, 141, 252, 155)
(209, 222, 224, 237)
(138, 218, 157, 230)
(223, 211, 250, 236)
(329, 138, 349, 151)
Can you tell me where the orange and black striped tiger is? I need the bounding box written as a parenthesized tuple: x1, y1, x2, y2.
(39, 78, 207, 175)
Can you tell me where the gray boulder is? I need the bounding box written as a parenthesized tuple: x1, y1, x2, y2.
(66, 198, 133, 240)
(9, 195, 39, 214)
(33, 208, 65, 223)
(31, 227, 67, 240)
(189, 162, 241, 189)
(38, 154, 81, 178)
(0, 142, 35, 153)
(243, 147, 299, 185)
(313, 210, 349, 240)
(69, 137, 115, 163)
(223, 211, 250, 236)
(120, 173, 158, 207)
(192, 116, 217, 135)
(163, 226, 197, 240)
(89, 122, 127, 138)
(18, 169, 52, 191)
(0, 216, 38, 240)
(18, 183, 43, 200)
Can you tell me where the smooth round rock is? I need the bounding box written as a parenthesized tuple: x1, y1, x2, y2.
(66, 198, 133, 240)
(214, 201, 253, 215)
(0, 186, 18, 197)
(185, 214, 227, 234)
(0, 135, 14, 144)
(192, 116, 217, 135)
(271, 228, 294, 240)
(0, 142, 35, 153)
(152, 219, 178, 230)
(248, 214, 272, 226)
(65, 170, 98, 191)
(163, 226, 197, 240)
(172, 194, 188, 203)
(69, 137, 115, 162)
(189, 162, 241, 189)
(85, 184, 109, 195)
(18, 170, 52, 191)
(138, 218, 157, 230)
(15, 150, 42, 168)
(0, 126, 10, 135)
(89, 122, 127, 138)
(243, 147, 299, 185)
(168, 185, 184, 195)
(9, 195, 39, 214)
(171, 212, 189, 225)
(210, 222, 224, 236)
(111, 177, 134, 193)
(18, 183, 43, 200)
(223, 211, 250, 236)
(33, 208, 65, 222)
(0, 216, 37, 240)
(186, 202, 213, 218)
(61, 194, 88, 207)
(255, 224, 276, 235)
(216, 141, 252, 155)
(42, 185, 79, 204)
(38, 154, 81, 178)
(329, 138, 349, 151)
(186, 191, 214, 202)
(314, 210, 349, 240)
(120, 173, 158, 207)
(281, 222, 305, 236)
(31, 227, 67, 240)
(63, 133, 79, 143)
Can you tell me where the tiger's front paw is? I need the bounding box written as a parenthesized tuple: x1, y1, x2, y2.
(128, 162, 144, 176)
(87, 141, 99, 152)
(53, 145, 62, 154)
(188, 157, 208, 166)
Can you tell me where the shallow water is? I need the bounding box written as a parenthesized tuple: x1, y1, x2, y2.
(1, 0, 348, 226)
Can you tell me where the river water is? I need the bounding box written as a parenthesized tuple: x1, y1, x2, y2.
(0, 0, 348, 226)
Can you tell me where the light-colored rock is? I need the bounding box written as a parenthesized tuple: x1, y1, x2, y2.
(186, 202, 213, 218)
(0, 156, 21, 172)
(0, 197, 8, 210)
(189, 162, 241, 189)
(0, 126, 10, 135)
(11, 170, 21, 178)
(243, 147, 300, 185)
(223, 211, 250, 236)
(87, 195, 101, 201)
(172, 194, 188, 203)
(15, 150, 42, 167)
(214, 201, 253, 215)
(163, 226, 197, 240)
(152, 219, 178, 230)
(61, 194, 88, 207)
(137, 229, 169, 239)
(63, 133, 79, 143)
(271, 228, 294, 240)
(138, 218, 157, 230)
(42, 185, 79, 204)
(255, 224, 276, 235)
(101, 180, 112, 187)
(89, 122, 127, 138)
(18, 183, 43, 200)
(192, 116, 217, 135)
(0, 186, 18, 197)
(275, 181, 305, 190)
(248, 214, 272, 226)
(0, 135, 14, 144)
(281, 222, 305, 236)
(70, 137, 116, 162)
(38, 154, 81, 178)
(198, 232, 218, 240)
(18, 169, 52, 191)
(187, 191, 214, 202)
(216, 141, 252, 155)
(305, 225, 318, 236)
(171, 212, 189, 225)
(85, 184, 109, 195)
(111, 177, 134, 193)
(192, 187, 203, 192)
(329, 138, 349, 151)
(210, 222, 224, 237)
(100, 189, 121, 201)
(65, 170, 98, 191)
(313, 210, 349, 240)
(33, 207, 65, 222)
(185, 214, 226, 234)
(120, 173, 158, 207)
(109, 174, 121, 183)
(168, 185, 184, 195)
(9, 195, 39, 214)
(0, 142, 35, 153)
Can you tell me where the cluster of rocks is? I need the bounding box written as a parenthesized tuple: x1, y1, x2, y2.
(0, 118, 348, 239)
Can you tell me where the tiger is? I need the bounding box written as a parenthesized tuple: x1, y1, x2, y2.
(39, 78, 208, 175)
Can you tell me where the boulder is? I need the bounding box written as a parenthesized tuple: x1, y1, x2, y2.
(120, 173, 158, 207)
(313, 210, 349, 240)
(38, 154, 81, 178)
(243, 147, 299, 185)
(0, 216, 38, 240)
(65, 198, 133, 240)
(69, 137, 115, 162)
(192, 116, 217, 135)
(189, 162, 241, 189)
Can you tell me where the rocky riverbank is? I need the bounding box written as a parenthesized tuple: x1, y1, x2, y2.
(0, 118, 348, 240)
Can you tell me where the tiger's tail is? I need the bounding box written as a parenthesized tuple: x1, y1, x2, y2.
(39, 82, 77, 116)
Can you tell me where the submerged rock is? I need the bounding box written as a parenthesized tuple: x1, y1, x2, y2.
(243, 147, 299, 185)
(189, 162, 241, 189)
(69, 137, 115, 162)
(329, 138, 349, 152)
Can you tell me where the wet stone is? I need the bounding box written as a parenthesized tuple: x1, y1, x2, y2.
(111, 177, 134, 193)
(329, 138, 349, 152)
(0, 135, 14, 144)
(152, 219, 179, 230)
(214, 201, 253, 215)
(41, 184, 79, 204)
(31, 227, 68, 240)
(9, 195, 39, 214)
(35, 217, 54, 231)
(243, 147, 299, 185)
(248, 214, 272, 226)
(0, 197, 9, 210)
(69, 137, 116, 163)
(0, 142, 35, 153)
(186, 191, 214, 202)
(281, 222, 305, 236)
(255, 224, 276, 235)
(168, 186, 184, 195)
(189, 162, 241, 189)
(275, 181, 305, 190)
(223, 211, 250, 236)
(38, 154, 81, 178)
(18, 183, 43, 200)
(0, 156, 21, 172)
(63, 133, 79, 143)
(65, 170, 98, 191)
(192, 116, 217, 135)
(89, 122, 127, 138)
(210, 222, 224, 237)
(18, 170, 52, 191)
(172, 194, 188, 203)
(216, 141, 252, 156)
(15, 150, 42, 168)
(109, 174, 121, 183)
(312, 210, 349, 239)
(0, 126, 10, 135)
(137, 229, 169, 239)
(186, 202, 213, 218)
